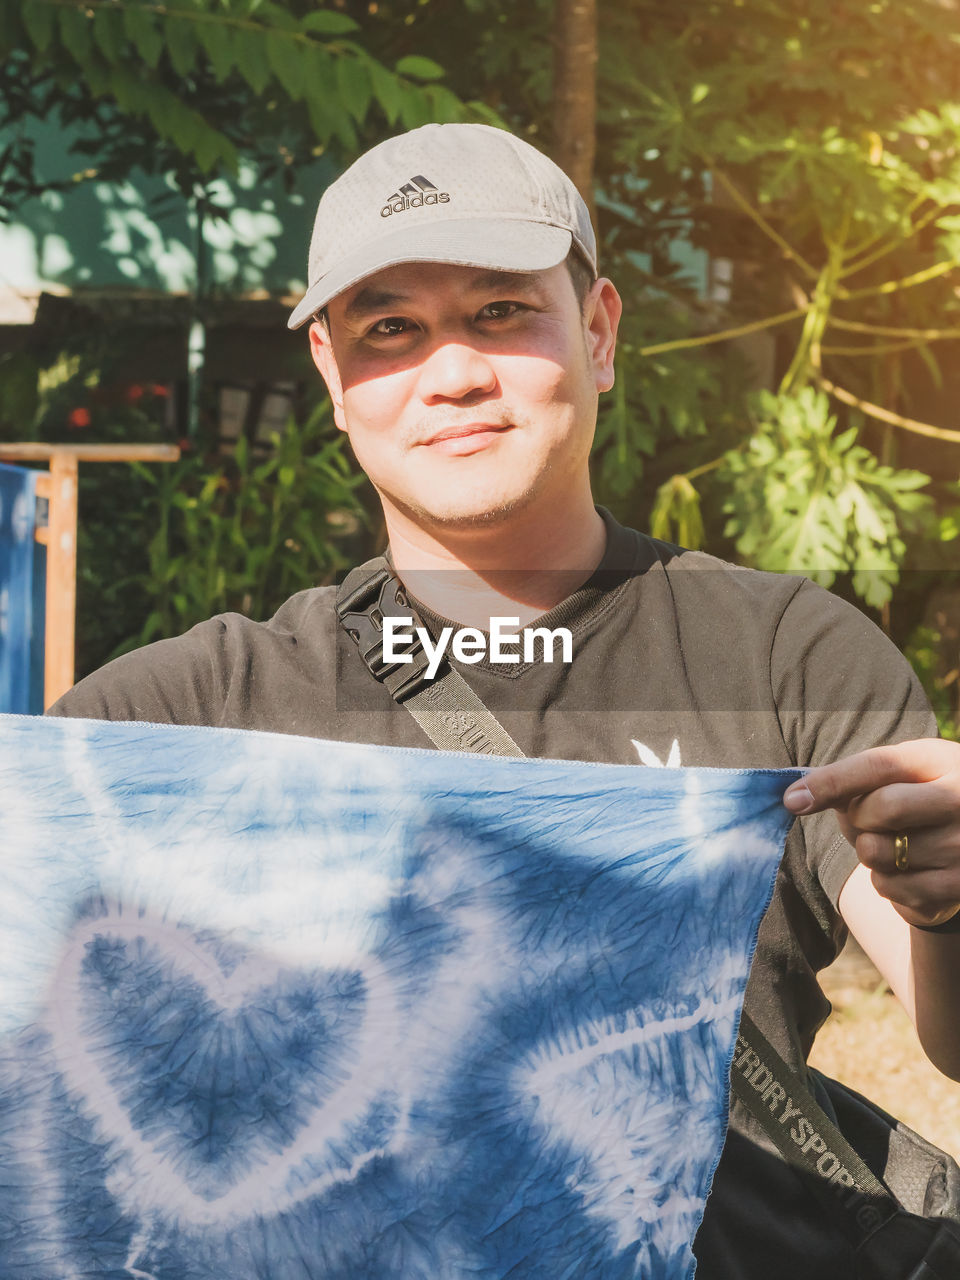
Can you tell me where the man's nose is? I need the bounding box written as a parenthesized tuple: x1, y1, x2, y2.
(416, 341, 498, 402)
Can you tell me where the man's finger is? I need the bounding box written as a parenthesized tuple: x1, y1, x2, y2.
(783, 739, 955, 815)
(845, 778, 960, 832)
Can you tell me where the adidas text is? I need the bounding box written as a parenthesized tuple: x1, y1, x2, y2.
(381, 175, 450, 218)
(381, 191, 450, 218)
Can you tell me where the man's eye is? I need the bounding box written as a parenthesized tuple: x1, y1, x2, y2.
(370, 316, 412, 337)
(478, 301, 523, 321)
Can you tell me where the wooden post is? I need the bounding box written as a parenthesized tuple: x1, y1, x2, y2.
(44, 453, 79, 707)
(0, 443, 180, 709)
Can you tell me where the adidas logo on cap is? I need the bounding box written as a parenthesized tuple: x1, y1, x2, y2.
(380, 174, 451, 218)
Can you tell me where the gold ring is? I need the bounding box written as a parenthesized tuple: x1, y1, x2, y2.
(894, 832, 909, 873)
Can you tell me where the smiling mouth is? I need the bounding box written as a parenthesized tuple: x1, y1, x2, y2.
(420, 423, 514, 450)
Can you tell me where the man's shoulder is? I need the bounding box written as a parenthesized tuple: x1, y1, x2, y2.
(49, 585, 340, 726)
(623, 526, 810, 618)
(617, 524, 915, 692)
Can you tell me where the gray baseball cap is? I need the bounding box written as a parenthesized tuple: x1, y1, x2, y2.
(287, 122, 596, 329)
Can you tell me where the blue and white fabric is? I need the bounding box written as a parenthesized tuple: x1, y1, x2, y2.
(0, 464, 40, 714)
(0, 715, 799, 1278)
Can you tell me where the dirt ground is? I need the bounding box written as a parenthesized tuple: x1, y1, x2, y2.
(808, 937, 960, 1162)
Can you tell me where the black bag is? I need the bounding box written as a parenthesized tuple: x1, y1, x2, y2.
(812, 1071, 960, 1278)
(814, 1072, 960, 1224)
(734, 1010, 960, 1279)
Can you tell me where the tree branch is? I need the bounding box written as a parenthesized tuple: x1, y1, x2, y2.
(817, 375, 960, 444)
(637, 307, 805, 357)
(830, 317, 960, 339)
(821, 337, 930, 357)
(840, 257, 959, 302)
(840, 191, 927, 263)
(709, 167, 820, 282)
(838, 203, 947, 279)
(684, 455, 726, 481)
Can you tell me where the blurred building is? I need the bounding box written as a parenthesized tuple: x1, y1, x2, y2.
(0, 116, 337, 447)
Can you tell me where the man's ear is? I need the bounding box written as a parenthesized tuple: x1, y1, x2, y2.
(308, 320, 348, 432)
(583, 279, 622, 394)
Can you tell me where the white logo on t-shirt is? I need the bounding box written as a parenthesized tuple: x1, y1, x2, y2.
(631, 738, 682, 768)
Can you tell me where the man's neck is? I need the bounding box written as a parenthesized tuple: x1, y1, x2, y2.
(383, 496, 607, 629)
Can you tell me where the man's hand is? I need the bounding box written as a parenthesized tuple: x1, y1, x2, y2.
(783, 740, 960, 929)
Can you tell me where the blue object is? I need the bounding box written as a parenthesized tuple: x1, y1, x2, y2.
(0, 464, 41, 714)
(0, 715, 800, 1278)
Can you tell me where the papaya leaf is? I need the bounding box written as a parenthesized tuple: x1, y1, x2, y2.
(649, 474, 704, 547)
(718, 389, 931, 601)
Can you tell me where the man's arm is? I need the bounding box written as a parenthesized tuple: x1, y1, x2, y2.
(784, 741, 960, 1080)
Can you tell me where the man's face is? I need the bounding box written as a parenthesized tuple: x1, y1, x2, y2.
(309, 260, 621, 533)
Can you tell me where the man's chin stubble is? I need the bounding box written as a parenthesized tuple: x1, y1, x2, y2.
(387, 483, 543, 533)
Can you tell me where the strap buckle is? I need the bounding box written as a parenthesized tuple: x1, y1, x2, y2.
(336, 566, 431, 701)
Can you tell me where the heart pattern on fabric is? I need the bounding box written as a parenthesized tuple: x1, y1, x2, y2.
(46, 910, 406, 1222)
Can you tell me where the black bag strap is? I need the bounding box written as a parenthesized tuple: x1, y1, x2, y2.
(336, 555, 960, 1279)
(336, 556, 524, 757)
(732, 1009, 898, 1241)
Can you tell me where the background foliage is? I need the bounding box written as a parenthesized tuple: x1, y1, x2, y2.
(128, 405, 362, 650)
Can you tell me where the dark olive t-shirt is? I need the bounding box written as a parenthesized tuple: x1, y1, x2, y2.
(50, 512, 936, 1276)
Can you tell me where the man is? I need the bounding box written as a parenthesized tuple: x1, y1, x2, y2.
(51, 122, 960, 1275)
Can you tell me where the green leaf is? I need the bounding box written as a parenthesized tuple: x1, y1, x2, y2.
(123, 3, 164, 69)
(59, 5, 94, 62)
(649, 474, 704, 547)
(199, 19, 235, 81)
(305, 92, 331, 142)
(194, 120, 237, 174)
(463, 98, 504, 128)
(266, 30, 303, 99)
(399, 86, 434, 131)
(718, 387, 932, 601)
(368, 59, 403, 126)
(425, 84, 464, 123)
(0, 353, 39, 427)
(165, 14, 197, 78)
(332, 106, 357, 151)
(234, 27, 271, 94)
(335, 55, 370, 121)
(301, 10, 360, 36)
(395, 54, 446, 82)
(254, 3, 299, 33)
(22, 0, 54, 52)
(92, 8, 126, 64)
(0, 2, 25, 52)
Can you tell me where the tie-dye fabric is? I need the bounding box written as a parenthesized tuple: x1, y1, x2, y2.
(0, 715, 799, 1279)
